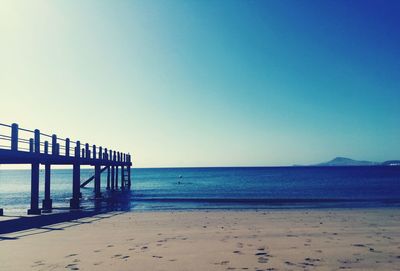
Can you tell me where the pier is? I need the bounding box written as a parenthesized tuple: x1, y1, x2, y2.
(0, 122, 132, 216)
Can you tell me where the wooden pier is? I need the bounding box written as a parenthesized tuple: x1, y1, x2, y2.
(0, 122, 132, 216)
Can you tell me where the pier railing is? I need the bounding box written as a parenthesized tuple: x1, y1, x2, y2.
(0, 123, 131, 163)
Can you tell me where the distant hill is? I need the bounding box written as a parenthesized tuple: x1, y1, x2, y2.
(293, 157, 400, 167)
(313, 157, 379, 166)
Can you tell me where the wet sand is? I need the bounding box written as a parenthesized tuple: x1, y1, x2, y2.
(1, 208, 400, 270)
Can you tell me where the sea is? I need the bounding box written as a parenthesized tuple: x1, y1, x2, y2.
(0, 166, 400, 215)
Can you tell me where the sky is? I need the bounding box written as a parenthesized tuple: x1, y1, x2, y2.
(0, 0, 399, 167)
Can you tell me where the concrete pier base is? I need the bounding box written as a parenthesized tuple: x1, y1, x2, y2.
(42, 199, 53, 211)
(69, 198, 80, 209)
(27, 208, 41, 215)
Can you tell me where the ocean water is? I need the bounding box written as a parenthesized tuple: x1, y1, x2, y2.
(0, 166, 400, 215)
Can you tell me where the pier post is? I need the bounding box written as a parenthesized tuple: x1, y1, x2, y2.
(107, 167, 110, 190)
(11, 123, 18, 151)
(86, 143, 90, 159)
(42, 164, 52, 211)
(28, 130, 41, 215)
(70, 141, 81, 209)
(115, 166, 119, 190)
(105, 148, 110, 190)
(42, 140, 52, 211)
(27, 164, 40, 214)
(66, 138, 70, 157)
(93, 145, 97, 159)
(111, 165, 115, 191)
(111, 150, 115, 190)
(44, 141, 49, 154)
(29, 138, 33, 152)
(128, 166, 131, 189)
(52, 134, 57, 155)
(128, 155, 131, 188)
(121, 164, 125, 190)
(94, 164, 101, 198)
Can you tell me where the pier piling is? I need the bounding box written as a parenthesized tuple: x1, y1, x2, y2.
(70, 141, 81, 209)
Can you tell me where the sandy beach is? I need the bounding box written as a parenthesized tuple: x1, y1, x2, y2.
(0, 208, 400, 271)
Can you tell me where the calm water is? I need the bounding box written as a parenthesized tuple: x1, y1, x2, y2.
(0, 167, 400, 215)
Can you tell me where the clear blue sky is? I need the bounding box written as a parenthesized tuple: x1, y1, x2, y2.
(1, 0, 399, 167)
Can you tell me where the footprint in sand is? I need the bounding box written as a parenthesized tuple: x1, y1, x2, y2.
(65, 254, 78, 258)
(65, 263, 79, 270)
(214, 260, 230, 265)
(255, 252, 267, 256)
(152, 255, 163, 259)
(31, 260, 45, 267)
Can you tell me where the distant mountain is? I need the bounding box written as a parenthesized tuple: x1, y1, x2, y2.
(293, 157, 400, 167)
(314, 157, 379, 166)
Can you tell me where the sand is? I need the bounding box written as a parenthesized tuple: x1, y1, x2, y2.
(0, 208, 400, 270)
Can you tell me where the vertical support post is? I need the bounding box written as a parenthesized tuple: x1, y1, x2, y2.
(98, 146, 102, 160)
(115, 152, 119, 190)
(121, 164, 125, 190)
(34, 129, 40, 153)
(94, 164, 101, 198)
(66, 138, 70, 157)
(85, 143, 90, 159)
(70, 141, 81, 209)
(128, 165, 131, 189)
(28, 162, 40, 215)
(52, 134, 57, 155)
(128, 154, 132, 189)
(44, 141, 49, 154)
(107, 166, 110, 190)
(111, 166, 115, 191)
(43, 140, 52, 211)
(42, 163, 52, 211)
(93, 145, 97, 160)
(105, 148, 110, 190)
(29, 138, 34, 152)
(11, 123, 18, 151)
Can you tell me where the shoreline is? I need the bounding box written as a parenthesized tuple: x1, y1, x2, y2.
(1, 208, 399, 270)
